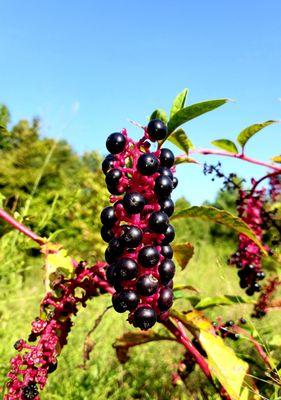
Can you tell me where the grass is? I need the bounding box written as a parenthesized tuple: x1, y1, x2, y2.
(0, 238, 280, 400)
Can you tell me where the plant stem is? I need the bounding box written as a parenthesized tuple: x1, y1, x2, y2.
(0, 207, 45, 246)
(179, 149, 281, 171)
(162, 318, 231, 398)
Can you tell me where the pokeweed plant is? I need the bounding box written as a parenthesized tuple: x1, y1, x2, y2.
(0, 89, 280, 400)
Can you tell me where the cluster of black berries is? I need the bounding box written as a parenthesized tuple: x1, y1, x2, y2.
(101, 119, 178, 330)
(229, 187, 267, 296)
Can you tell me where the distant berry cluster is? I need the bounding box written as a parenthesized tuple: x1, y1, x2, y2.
(229, 184, 266, 295)
(252, 277, 281, 318)
(101, 120, 177, 330)
(5, 261, 108, 400)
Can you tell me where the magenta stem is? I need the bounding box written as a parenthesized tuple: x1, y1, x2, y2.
(163, 319, 214, 384)
(180, 149, 281, 171)
(0, 207, 45, 246)
(235, 326, 272, 369)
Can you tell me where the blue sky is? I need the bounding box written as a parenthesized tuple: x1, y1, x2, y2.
(0, 1, 280, 204)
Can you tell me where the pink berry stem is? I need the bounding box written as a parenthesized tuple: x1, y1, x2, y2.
(177, 149, 281, 171)
(0, 207, 46, 246)
(249, 170, 281, 196)
(234, 326, 272, 369)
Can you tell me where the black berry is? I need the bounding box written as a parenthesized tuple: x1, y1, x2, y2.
(115, 258, 138, 281)
(137, 153, 159, 176)
(158, 287, 174, 311)
(133, 306, 157, 330)
(148, 211, 169, 233)
(160, 245, 173, 259)
(102, 154, 116, 174)
(158, 166, 173, 180)
(138, 246, 160, 267)
(147, 119, 167, 141)
(22, 382, 39, 400)
(123, 192, 146, 214)
(101, 225, 114, 242)
(162, 224, 175, 244)
(137, 274, 158, 296)
(158, 198, 174, 217)
(160, 148, 174, 168)
(100, 206, 117, 227)
(106, 132, 126, 154)
(105, 168, 122, 187)
(159, 259, 175, 284)
(112, 290, 139, 312)
(120, 225, 143, 248)
(154, 175, 173, 197)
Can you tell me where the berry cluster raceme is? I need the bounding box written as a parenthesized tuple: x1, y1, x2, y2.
(101, 119, 178, 330)
(5, 261, 111, 400)
(229, 184, 266, 295)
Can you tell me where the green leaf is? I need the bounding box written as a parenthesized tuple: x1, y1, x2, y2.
(172, 206, 266, 254)
(149, 109, 168, 124)
(167, 99, 229, 135)
(174, 155, 198, 165)
(272, 155, 281, 163)
(194, 295, 255, 310)
(168, 128, 194, 154)
(173, 242, 194, 270)
(170, 88, 189, 118)
(211, 139, 238, 154)
(170, 310, 248, 400)
(237, 120, 278, 148)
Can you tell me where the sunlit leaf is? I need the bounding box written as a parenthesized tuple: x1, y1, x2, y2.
(168, 128, 194, 154)
(174, 155, 198, 165)
(211, 139, 238, 154)
(271, 155, 281, 163)
(171, 309, 248, 400)
(237, 120, 278, 148)
(170, 88, 189, 118)
(44, 247, 74, 288)
(174, 284, 199, 293)
(167, 99, 229, 134)
(194, 295, 255, 310)
(149, 109, 168, 124)
(172, 206, 266, 254)
(173, 242, 194, 270)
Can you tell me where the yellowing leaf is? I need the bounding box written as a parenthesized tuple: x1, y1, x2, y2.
(45, 248, 74, 289)
(199, 331, 248, 399)
(170, 310, 248, 400)
(173, 242, 194, 270)
(272, 155, 281, 163)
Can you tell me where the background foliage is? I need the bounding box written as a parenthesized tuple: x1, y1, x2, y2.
(0, 106, 280, 399)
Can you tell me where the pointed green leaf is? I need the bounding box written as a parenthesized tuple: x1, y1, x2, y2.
(173, 242, 194, 270)
(168, 128, 194, 154)
(174, 155, 198, 165)
(211, 139, 238, 154)
(194, 295, 255, 310)
(172, 206, 266, 254)
(167, 99, 229, 135)
(237, 120, 278, 148)
(149, 109, 168, 124)
(170, 88, 189, 118)
(271, 155, 281, 163)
